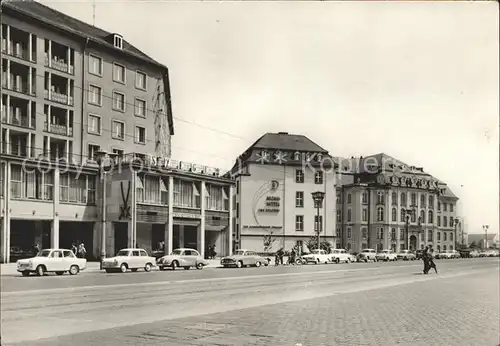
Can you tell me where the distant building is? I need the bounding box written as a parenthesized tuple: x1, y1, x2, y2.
(467, 233, 499, 249)
(228, 132, 337, 253)
(335, 153, 460, 253)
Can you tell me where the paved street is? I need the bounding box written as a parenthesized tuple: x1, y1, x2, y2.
(1, 258, 499, 345)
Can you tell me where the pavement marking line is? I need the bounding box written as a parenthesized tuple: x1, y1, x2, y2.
(1, 267, 494, 345)
(1, 264, 424, 296)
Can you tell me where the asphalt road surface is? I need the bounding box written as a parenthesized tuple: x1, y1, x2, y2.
(1, 258, 499, 346)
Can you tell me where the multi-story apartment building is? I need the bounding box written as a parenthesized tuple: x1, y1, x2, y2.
(0, 1, 234, 263)
(335, 153, 460, 253)
(228, 132, 337, 252)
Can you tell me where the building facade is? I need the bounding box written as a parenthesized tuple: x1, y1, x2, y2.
(336, 154, 460, 253)
(0, 1, 233, 263)
(228, 132, 337, 253)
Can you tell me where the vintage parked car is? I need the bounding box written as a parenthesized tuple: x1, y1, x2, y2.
(157, 248, 208, 270)
(16, 248, 86, 276)
(301, 249, 331, 264)
(330, 249, 352, 264)
(357, 249, 377, 262)
(376, 249, 398, 262)
(101, 248, 156, 273)
(397, 250, 416, 261)
(221, 249, 269, 268)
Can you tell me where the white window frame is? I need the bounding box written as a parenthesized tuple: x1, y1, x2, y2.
(112, 63, 126, 84)
(295, 191, 304, 208)
(134, 125, 146, 144)
(135, 70, 147, 90)
(134, 98, 147, 118)
(87, 143, 100, 161)
(112, 91, 126, 112)
(295, 215, 304, 232)
(113, 34, 123, 49)
(88, 84, 102, 106)
(88, 54, 103, 76)
(347, 227, 352, 239)
(87, 113, 101, 135)
(314, 171, 323, 184)
(295, 169, 304, 183)
(111, 119, 125, 140)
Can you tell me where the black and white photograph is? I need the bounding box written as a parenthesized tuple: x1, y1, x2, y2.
(0, 0, 498, 345)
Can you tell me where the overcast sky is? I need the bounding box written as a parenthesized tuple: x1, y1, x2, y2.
(40, 0, 499, 236)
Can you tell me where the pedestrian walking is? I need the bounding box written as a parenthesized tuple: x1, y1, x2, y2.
(428, 247, 438, 274)
(422, 246, 430, 274)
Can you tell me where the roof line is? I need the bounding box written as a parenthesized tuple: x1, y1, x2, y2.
(3, 1, 167, 70)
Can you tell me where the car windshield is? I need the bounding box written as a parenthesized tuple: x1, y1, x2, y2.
(171, 250, 183, 255)
(362, 250, 370, 253)
(116, 250, 129, 256)
(234, 250, 245, 255)
(312, 250, 323, 254)
(381, 251, 389, 253)
(36, 250, 51, 257)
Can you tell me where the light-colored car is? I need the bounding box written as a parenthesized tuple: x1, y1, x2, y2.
(397, 250, 416, 261)
(439, 250, 453, 259)
(101, 248, 156, 273)
(469, 250, 480, 258)
(220, 249, 269, 268)
(357, 249, 377, 262)
(376, 249, 398, 262)
(157, 248, 208, 270)
(17, 248, 86, 276)
(330, 249, 352, 264)
(448, 250, 461, 259)
(302, 249, 331, 264)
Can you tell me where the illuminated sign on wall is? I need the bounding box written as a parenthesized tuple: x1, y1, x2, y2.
(258, 196, 280, 213)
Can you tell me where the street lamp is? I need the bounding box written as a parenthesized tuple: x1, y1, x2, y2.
(404, 207, 414, 250)
(454, 217, 460, 250)
(95, 151, 117, 261)
(311, 191, 325, 250)
(482, 224, 489, 249)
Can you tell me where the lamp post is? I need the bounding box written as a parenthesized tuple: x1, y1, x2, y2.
(95, 151, 117, 261)
(404, 208, 414, 250)
(482, 224, 489, 249)
(311, 191, 325, 250)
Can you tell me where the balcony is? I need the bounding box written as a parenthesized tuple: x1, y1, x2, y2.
(1, 25, 36, 63)
(2, 115, 33, 129)
(44, 89, 74, 105)
(44, 39, 75, 75)
(44, 122, 73, 136)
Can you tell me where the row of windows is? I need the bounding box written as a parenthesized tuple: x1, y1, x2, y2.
(338, 207, 455, 227)
(295, 169, 323, 184)
(340, 191, 454, 212)
(9, 165, 96, 204)
(87, 114, 147, 144)
(135, 175, 229, 210)
(342, 227, 454, 243)
(295, 215, 323, 232)
(87, 84, 147, 117)
(88, 54, 147, 91)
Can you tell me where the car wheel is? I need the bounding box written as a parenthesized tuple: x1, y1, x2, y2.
(171, 261, 179, 270)
(196, 262, 204, 270)
(236, 261, 243, 268)
(36, 265, 45, 276)
(364, 258, 368, 263)
(56, 271, 64, 275)
(144, 263, 152, 272)
(69, 265, 79, 275)
(255, 261, 261, 267)
(119, 263, 128, 273)
(21, 271, 30, 277)
(335, 258, 340, 264)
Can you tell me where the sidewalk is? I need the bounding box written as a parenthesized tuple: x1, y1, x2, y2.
(0, 259, 223, 276)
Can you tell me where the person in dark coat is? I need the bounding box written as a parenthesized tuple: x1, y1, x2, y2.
(428, 247, 438, 274)
(422, 246, 430, 274)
